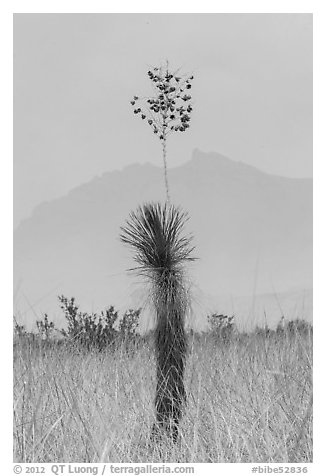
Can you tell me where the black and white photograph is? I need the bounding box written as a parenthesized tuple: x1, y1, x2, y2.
(12, 11, 313, 466)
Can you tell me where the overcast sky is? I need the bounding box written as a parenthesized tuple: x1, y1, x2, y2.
(14, 13, 312, 227)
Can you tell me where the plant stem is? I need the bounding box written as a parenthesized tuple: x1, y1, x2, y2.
(155, 285, 187, 442)
(162, 135, 170, 204)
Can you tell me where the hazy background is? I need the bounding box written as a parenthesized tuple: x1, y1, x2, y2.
(14, 13, 312, 227)
(13, 13, 312, 330)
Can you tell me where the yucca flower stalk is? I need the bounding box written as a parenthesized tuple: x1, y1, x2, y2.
(120, 202, 195, 441)
(131, 62, 194, 203)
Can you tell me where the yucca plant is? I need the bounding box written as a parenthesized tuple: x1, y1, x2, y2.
(120, 202, 195, 441)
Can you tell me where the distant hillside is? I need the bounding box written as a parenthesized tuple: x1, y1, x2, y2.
(14, 150, 312, 330)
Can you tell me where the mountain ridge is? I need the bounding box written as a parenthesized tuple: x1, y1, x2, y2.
(15, 149, 312, 231)
(14, 149, 312, 330)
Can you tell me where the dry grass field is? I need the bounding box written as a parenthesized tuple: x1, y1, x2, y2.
(13, 326, 312, 464)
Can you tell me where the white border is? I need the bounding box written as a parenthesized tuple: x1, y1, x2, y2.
(2, 2, 324, 472)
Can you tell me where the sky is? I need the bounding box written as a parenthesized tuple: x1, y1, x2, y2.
(14, 13, 312, 227)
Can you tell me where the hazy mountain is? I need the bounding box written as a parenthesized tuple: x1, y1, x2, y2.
(14, 150, 312, 330)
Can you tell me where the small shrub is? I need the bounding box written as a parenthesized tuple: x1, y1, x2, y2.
(58, 295, 119, 350)
(208, 313, 235, 341)
(119, 309, 141, 338)
(276, 317, 313, 336)
(36, 314, 55, 340)
(14, 320, 26, 338)
(58, 295, 81, 339)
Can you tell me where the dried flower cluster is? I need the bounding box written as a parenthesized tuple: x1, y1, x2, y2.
(131, 65, 194, 141)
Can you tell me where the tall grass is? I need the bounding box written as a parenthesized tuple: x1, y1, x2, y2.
(13, 328, 312, 463)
